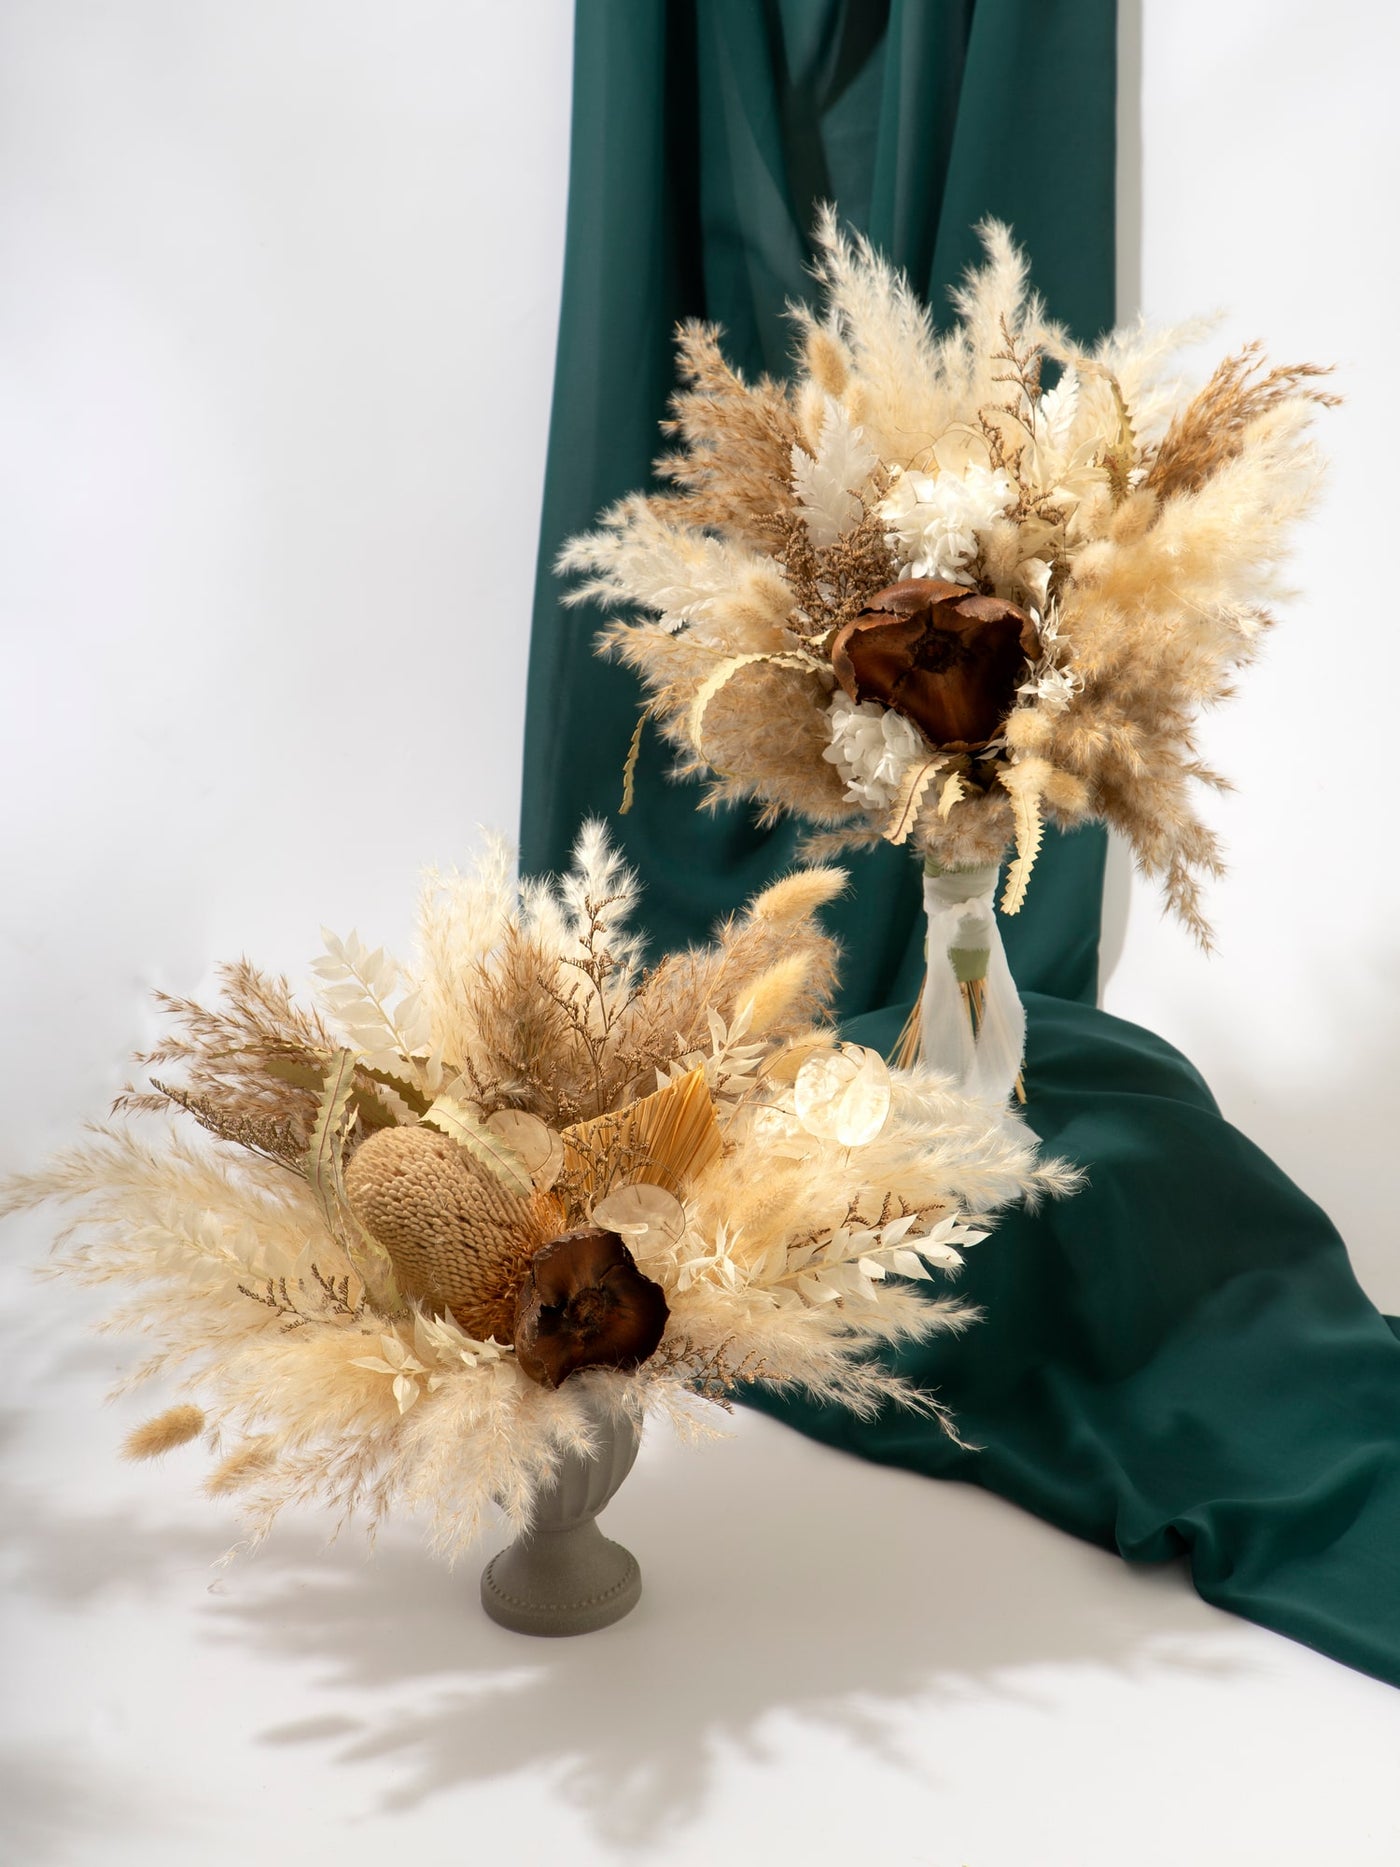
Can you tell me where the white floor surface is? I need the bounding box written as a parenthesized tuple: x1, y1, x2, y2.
(4, 1226, 1398, 1867)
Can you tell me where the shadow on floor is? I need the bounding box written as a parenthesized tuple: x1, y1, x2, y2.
(0, 1413, 1246, 1853)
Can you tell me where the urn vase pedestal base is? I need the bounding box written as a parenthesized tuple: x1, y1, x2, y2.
(480, 1518, 641, 1636)
(480, 1395, 642, 1637)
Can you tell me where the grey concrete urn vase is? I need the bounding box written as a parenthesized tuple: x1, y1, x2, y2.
(480, 1393, 642, 1636)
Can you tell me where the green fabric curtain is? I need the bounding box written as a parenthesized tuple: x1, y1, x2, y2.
(521, 0, 1400, 1687)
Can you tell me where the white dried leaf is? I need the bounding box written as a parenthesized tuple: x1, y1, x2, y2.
(888, 1248, 933, 1282)
(796, 1273, 843, 1305)
(486, 1111, 564, 1190)
(591, 1182, 687, 1250)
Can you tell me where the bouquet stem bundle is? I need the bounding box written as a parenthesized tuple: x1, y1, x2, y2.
(888, 856, 1025, 1103)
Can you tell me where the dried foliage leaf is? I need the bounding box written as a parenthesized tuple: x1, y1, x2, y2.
(791, 395, 879, 546)
(620, 708, 647, 814)
(423, 1096, 533, 1198)
(937, 773, 967, 820)
(883, 755, 946, 846)
(306, 1050, 357, 1225)
(999, 773, 1045, 916)
(306, 1050, 399, 1309)
(563, 1069, 724, 1202)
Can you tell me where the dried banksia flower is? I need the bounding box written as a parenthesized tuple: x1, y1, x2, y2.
(831, 579, 1038, 752)
(344, 1125, 551, 1342)
(513, 1228, 669, 1388)
(122, 1404, 205, 1460)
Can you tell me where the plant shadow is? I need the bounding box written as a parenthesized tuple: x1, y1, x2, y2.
(191, 1420, 1242, 1850)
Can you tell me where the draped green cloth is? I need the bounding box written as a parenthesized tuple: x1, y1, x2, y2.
(522, 0, 1400, 1686)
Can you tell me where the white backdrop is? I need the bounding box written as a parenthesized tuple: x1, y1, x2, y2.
(1108, 0, 1400, 1307)
(1, 0, 570, 1169)
(4, 6, 1400, 1865)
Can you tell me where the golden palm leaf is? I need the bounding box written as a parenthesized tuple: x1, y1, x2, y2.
(562, 1067, 723, 1200)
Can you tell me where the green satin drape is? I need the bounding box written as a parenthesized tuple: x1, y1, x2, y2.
(522, 0, 1112, 1016)
(521, 0, 1400, 1686)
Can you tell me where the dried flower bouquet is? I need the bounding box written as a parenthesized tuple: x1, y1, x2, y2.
(564, 212, 1334, 1092)
(4, 826, 1070, 1563)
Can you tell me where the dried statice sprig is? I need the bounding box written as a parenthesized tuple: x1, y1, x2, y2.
(564, 209, 1335, 942)
(4, 826, 1071, 1561)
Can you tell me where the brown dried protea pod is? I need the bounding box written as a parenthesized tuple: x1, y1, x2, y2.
(344, 1125, 550, 1342)
(513, 1228, 669, 1388)
(831, 578, 1038, 751)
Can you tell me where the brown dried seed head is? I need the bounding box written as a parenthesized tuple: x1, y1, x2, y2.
(513, 1228, 669, 1388)
(831, 578, 1038, 751)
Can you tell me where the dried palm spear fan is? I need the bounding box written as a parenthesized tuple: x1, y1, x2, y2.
(3, 825, 1073, 1560)
(564, 212, 1335, 1100)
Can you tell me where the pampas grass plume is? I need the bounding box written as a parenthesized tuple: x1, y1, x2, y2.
(123, 1404, 205, 1460)
(206, 1438, 275, 1496)
(749, 867, 846, 923)
(735, 954, 818, 1034)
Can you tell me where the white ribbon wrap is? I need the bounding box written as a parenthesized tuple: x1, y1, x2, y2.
(919, 862, 1025, 1104)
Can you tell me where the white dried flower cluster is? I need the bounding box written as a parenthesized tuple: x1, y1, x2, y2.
(1022, 664, 1081, 712)
(877, 462, 1018, 582)
(822, 688, 926, 812)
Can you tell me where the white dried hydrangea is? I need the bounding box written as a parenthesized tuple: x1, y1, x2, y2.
(822, 688, 926, 814)
(877, 462, 1018, 582)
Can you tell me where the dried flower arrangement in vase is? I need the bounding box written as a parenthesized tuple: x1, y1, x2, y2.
(563, 211, 1334, 1099)
(3, 826, 1072, 1634)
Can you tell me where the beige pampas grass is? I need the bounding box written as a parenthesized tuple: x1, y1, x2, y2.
(566, 211, 1333, 941)
(6, 825, 1068, 1561)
